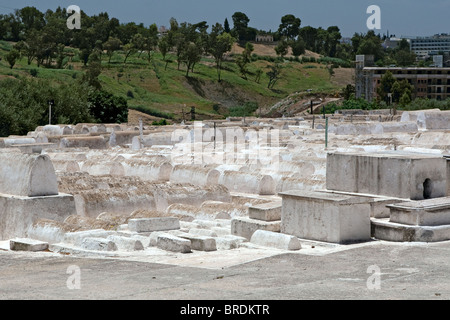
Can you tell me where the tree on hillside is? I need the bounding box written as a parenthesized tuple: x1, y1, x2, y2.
(17, 6, 45, 31)
(104, 36, 122, 63)
(193, 21, 209, 54)
(158, 36, 171, 70)
(299, 26, 317, 52)
(275, 39, 289, 58)
(314, 27, 329, 55)
(266, 63, 282, 89)
(182, 41, 202, 77)
(395, 50, 416, 67)
(55, 43, 68, 69)
(394, 39, 416, 67)
(236, 42, 253, 80)
(173, 27, 187, 70)
(123, 42, 136, 64)
(167, 17, 179, 49)
(88, 89, 128, 124)
(326, 26, 342, 57)
(231, 12, 250, 41)
(354, 31, 385, 61)
(144, 23, 159, 63)
(224, 18, 231, 34)
(290, 37, 306, 58)
(132, 33, 146, 58)
(84, 49, 102, 90)
(278, 14, 301, 41)
(209, 24, 234, 81)
(5, 49, 20, 69)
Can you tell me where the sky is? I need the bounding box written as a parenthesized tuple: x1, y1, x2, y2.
(0, 0, 449, 38)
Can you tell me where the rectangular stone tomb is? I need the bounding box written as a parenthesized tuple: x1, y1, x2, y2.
(326, 151, 448, 200)
(128, 217, 180, 233)
(279, 190, 372, 244)
(388, 197, 450, 226)
(248, 201, 282, 221)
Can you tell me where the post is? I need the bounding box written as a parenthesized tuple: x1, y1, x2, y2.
(213, 122, 216, 150)
(388, 93, 392, 115)
(325, 117, 329, 149)
(310, 100, 313, 115)
(48, 100, 54, 125)
(139, 117, 144, 145)
(312, 115, 315, 129)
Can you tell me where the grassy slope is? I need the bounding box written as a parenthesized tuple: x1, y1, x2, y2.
(0, 40, 352, 122)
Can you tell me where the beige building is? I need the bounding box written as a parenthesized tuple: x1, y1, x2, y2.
(255, 34, 274, 43)
(355, 56, 450, 101)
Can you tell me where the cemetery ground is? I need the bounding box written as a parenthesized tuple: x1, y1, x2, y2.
(1, 238, 450, 300)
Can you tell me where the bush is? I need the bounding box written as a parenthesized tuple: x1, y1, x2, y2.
(152, 119, 168, 126)
(88, 90, 128, 124)
(29, 69, 38, 77)
(229, 101, 259, 117)
(322, 97, 381, 114)
(0, 77, 95, 137)
(399, 98, 450, 111)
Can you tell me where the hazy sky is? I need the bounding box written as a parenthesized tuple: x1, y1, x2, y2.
(0, 0, 449, 37)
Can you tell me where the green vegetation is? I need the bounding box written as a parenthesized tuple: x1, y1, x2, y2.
(229, 102, 259, 117)
(0, 76, 128, 137)
(0, 6, 352, 131)
(4, 5, 445, 137)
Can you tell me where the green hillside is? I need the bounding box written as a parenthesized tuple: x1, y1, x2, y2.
(0, 40, 351, 122)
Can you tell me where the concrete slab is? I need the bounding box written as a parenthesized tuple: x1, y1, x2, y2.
(128, 218, 180, 233)
(177, 234, 217, 252)
(9, 238, 49, 251)
(371, 218, 450, 242)
(388, 197, 450, 226)
(156, 234, 192, 253)
(248, 201, 282, 221)
(231, 217, 281, 240)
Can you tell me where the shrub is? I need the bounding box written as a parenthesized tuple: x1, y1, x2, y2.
(29, 69, 38, 77)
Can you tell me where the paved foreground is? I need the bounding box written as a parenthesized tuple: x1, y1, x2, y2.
(1, 239, 450, 302)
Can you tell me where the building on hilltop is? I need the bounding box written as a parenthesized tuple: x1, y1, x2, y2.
(407, 34, 450, 60)
(382, 37, 405, 50)
(158, 26, 169, 38)
(255, 34, 274, 43)
(355, 55, 450, 102)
